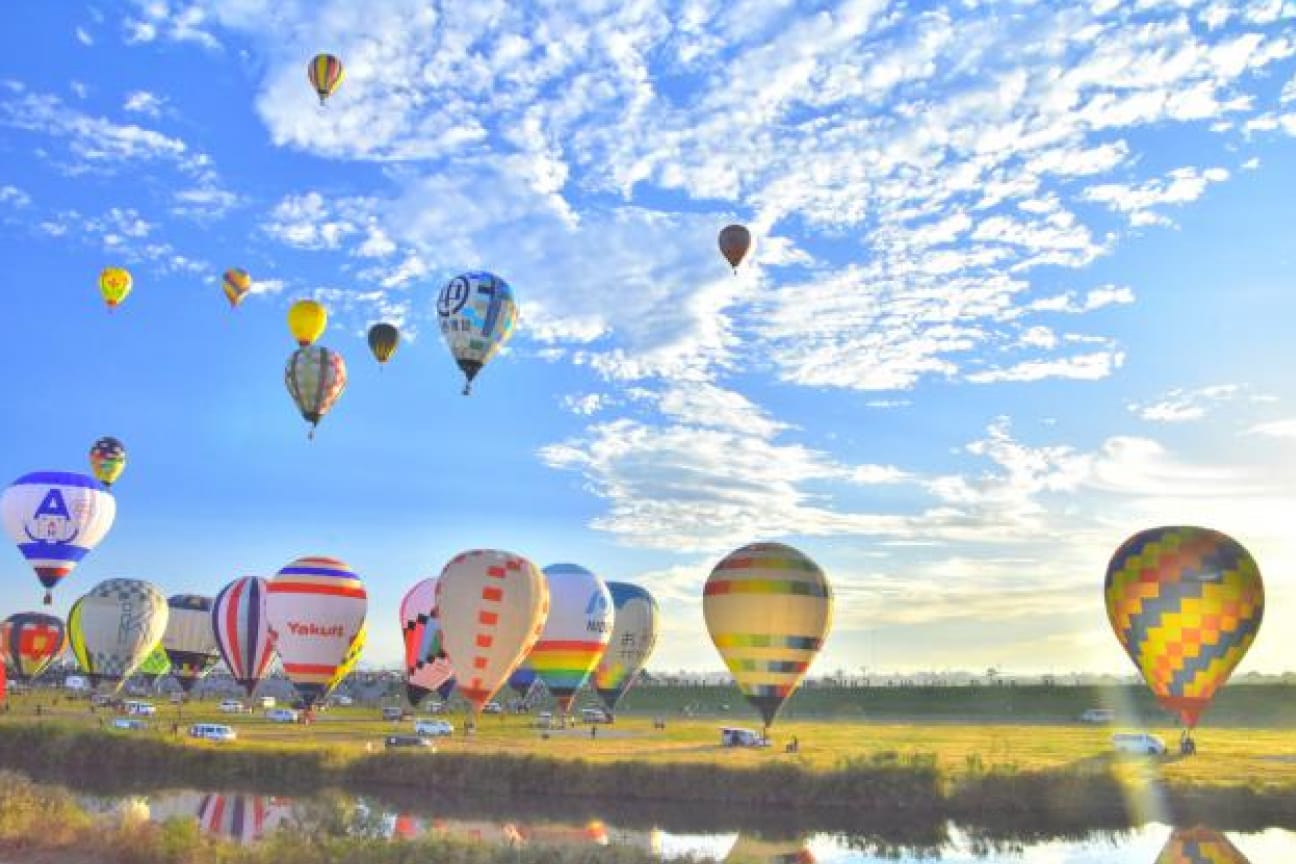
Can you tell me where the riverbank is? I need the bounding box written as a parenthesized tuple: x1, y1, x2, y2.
(2, 723, 1296, 840)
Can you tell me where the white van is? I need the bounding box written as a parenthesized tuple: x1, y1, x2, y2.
(64, 675, 89, 692)
(265, 708, 299, 724)
(189, 723, 237, 743)
(1111, 732, 1166, 756)
(720, 727, 769, 748)
(123, 701, 157, 716)
(1080, 708, 1115, 724)
(219, 699, 249, 714)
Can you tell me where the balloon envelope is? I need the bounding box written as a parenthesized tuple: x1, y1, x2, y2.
(266, 557, 367, 708)
(368, 323, 400, 365)
(163, 594, 219, 693)
(1, 612, 67, 681)
(89, 437, 126, 487)
(530, 564, 613, 714)
(400, 577, 455, 707)
(717, 225, 751, 270)
(593, 582, 659, 712)
(68, 579, 169, 689)
(212, 576, 276, 697)
(1105, 526, 1264, 729)
(308, 54, 345, 105)
(99, 267, 132, 308)
(436, 271, 518, 394)
(138, 642, 171, 679)
(2, 471, 116, 604)
(223, 268, 252, 308)
(703, 543, 833, 729)
(1155, 827, 1250, 863)
(436, 550, 548, 713)
(285, 346, 347, 434)
(507, 663, 538, 698)
(287, 300, 327, 346)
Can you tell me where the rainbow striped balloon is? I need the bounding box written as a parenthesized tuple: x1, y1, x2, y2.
(529, 564, 613, 714)
(704, 543, 833, 729)
(1105, 526, 1264, 730)
(266, 556, 367, 708)
(1154, 826, 1250, 863)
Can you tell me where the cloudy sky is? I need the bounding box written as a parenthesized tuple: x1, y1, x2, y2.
(1, 0, 1295, 677)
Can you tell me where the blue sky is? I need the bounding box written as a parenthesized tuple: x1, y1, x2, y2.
(2, 0, 1296, 676)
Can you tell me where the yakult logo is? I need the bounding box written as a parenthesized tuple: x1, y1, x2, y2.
(287, 622, 344, 639)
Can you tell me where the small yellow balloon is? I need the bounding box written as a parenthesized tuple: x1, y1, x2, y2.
(287, 300, 327, 346)
(99, 267, 132, 309)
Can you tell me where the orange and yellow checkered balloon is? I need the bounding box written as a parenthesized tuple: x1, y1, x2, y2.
(1105, 526, 1264, 729)
(1154, 826, 1250, 863)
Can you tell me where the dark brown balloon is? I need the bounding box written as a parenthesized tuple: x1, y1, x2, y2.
(718, 224, 751, 272)
(367, 323, 400, 365)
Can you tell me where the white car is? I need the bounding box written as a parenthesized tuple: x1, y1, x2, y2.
(258, 696, 277, 709)
(580, 707, 612, 724)
(331, 695, 354, 706)
(189, 723, 237, 743)
(482, 701, 503, 714)
(1080, 708, 1115, 724)
(112, 718, 147, 731)
(414, 718, 454, 737)
(219, 699, 250, 714)
(123, 700, 157, 716)
(265, 708, 299, 724)
(1111, 732, 1166, 756)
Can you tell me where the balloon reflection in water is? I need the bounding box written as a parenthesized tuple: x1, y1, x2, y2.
(725, 834, 816, 864)
(1154, 826, 1250, 863)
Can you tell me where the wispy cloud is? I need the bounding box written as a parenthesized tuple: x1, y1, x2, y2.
(1129, 384, 1273, 423)
(123, 90, 165, 118)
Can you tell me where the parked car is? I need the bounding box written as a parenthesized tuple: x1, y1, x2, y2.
(90, 693, 114, 708)
(258, 696, 277, 709)
(123, 700, 157, 716)
(385, 734, 432, 749)
(331, 694, 354, 706)
(112, 718, 147, 731)
(534, 711, 556, 729)
(720, 727, 769, 748)
(1111, 732, 1166, 756)
(414, 718, 454, 737)
(426, 701, 447, 715)
(265, 708, 299, 724)
(64, 675, 89, 692)
(381, 706, 407, 722)
(1080, 708, 1115, 724)
(482, 701, 503, 714)
(218, 699, 249, 714)
(189, 723, 237, 743)
(580, 707, 612, 724)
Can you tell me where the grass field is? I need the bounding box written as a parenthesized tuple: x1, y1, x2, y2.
(6, 689, 1296, 791)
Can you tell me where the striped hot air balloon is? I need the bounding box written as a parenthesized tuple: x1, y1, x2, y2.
(223, 268, 252, 308)
(307, 54, 345, 106)
(2, 471, 116, 604)
(1155, 826, 1250, 863)
(285, 346, 347, 438)
(400, 577, 455, 707)
(212, 577, 276, 697)
(0, 612, 68, 681)
(1105, 526, 1264, 731)
(528, 563, 613, 716)
(162, 594, 219, 693)
(266, 557, 367, 709)
(704, 543, 833, 732)
(68, 579, 169, 690)
(196, 794, 291, 846)
(436, 550, 548, 715)
(593, 583, 659, 713)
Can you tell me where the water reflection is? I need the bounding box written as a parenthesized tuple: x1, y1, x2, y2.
(724, 834, 815, 864)
(1155, 826, 1250, 863)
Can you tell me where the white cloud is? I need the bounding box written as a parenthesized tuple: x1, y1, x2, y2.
(262, 192, 365, 250)
(1246, 418, 1296, 439)
(123, 90, 165, 117)
(125, 2, 219, 50)
(172, 185, 238, 218)
(561, 393, 608, 417)
(75, 27, 93, 46)
(1083, 166, 1230, 226)
(966, 349, 1125, 384)
(0, 185, 31, 208)
(1128, 384, 1271, 423)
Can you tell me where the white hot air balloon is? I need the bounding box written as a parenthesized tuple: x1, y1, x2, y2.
(67, 579, 169, 689)
(266, 556, 367, 709)
(2, 471, 116, 604)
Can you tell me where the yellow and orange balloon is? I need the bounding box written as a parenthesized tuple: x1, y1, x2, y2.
(1105, 526, 1264, 730)
(223, 268, 252, 308)
(287, 299, 327, 346)
(308, 54, 345, 106)
(99, 267, 132, 310)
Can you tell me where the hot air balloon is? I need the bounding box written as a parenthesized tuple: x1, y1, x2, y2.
(528, 564, 613, 717)
(1, 612, 67, 681)
(704, 543, 833, 733)
(1155, 827, 1250, 863)
(308, 54, 344, 106)
(138, 641, 171, 681)
(285, 346, 347, 438)
(266, 557, 367, 709)
(436, 271, 518, 395)
(223, 268, 252, 309)
(2, 472, 117, 604)
(212, 576, 277, 697)
(1105, 526, 1264, 736)
(67, 579, 168, 690)
(400, 578, 455, 708)
(717, 225, 751, 273)
(162, 594, 219, 694)
(89, 437, 126, 487)
(195, 794, 292, 846)
(99, 267, 132, 310)
(436, 550, 549, 715)
(593, 582, 659, 713)
(368, 323, 400, 368)
(287, 299, 327, 346)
